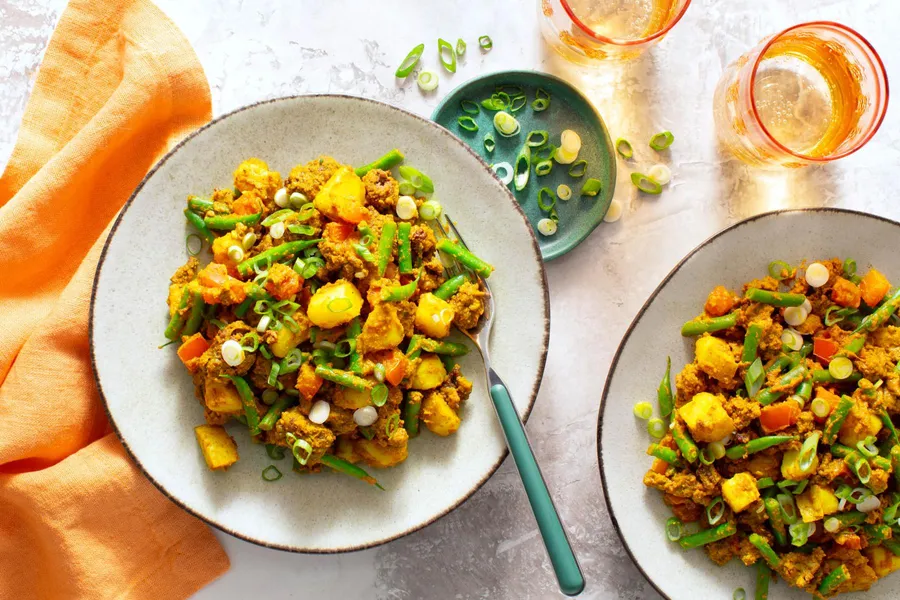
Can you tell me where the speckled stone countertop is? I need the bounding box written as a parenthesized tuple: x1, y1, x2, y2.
(3, 1, 899, 598)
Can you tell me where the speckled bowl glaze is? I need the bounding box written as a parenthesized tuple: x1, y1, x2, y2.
(90, 95, 549, 553)
(598, 209, 900, 599)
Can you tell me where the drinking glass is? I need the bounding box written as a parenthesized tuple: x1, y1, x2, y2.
(713, 22, 888, 168)
(539, 0, 692, 63)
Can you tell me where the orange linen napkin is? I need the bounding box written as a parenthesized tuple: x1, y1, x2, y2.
(0, 0, 229, 598)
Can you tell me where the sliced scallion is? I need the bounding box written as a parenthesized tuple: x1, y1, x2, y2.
(768, 260, 792, 280)
(557, 184, 572, 200)
(532, 87, 550, 112)
(455, 38, 466, 56)
(478, 35, 493, 51)
(186, 234, 203, 256)
(262, 465, 283, 481)
(631, 172, 662, 194)
(493, 162, 513, 186)
(460, 99, 479, 115)
(457, 115, 479, 132)
(526, 130, 549, 147)
(483, 133, 496, 153)
(535, 160, 552, 176)
(581, 178, 602, 197)
(647, 418, 666, 438)
(395, 43, 425, 78)
(568, 160, 587, 178)
(513, 145, 531, 191)
(493, 111, 520, 137)
(437, 38, 456, 73)
(649, 130, 675, 151)
(371, 383, 389, 407)
(665, 517, 683, 541)
(398, 165, 435, 193)
(633, 401, 653, 419)
(615, 137, 634, 158)
(417, 70, 439, 92)
(537, 187, 556, 212)
(509, 95, 527, 112)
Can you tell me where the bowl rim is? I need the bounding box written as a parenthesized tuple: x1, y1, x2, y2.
(88, 93, 550, 554)
(595, 207, 900, 598)
(430, 68, 618, 261)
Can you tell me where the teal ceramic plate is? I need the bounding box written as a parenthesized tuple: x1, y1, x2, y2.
(432, 70, 616, 261)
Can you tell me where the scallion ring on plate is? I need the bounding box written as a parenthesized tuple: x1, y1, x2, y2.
(398, 181, 417, 196)
(665, 517, 683, 541)
(371, 383, 389, 407)
(417, 70, 439, 92)
(567, 160, 587, 178)
(649, 130, 675, 151)
(856, 435, 879, 458)
(419, 200, 442, 221)
(493, 111, 520, 137)
(557, 184, 572, 200)
(457, 115, 479, 132)
(534, 160, 553, 176)
(615, 137, 634, 159)
(267, 361, 282, 387)
(455, 38, 466, 56)
(460, 99, 479, 115)
(385, 413, 401, 437)
(631, 172, 662, 194)
(286, 433, 313, 466)
(509, 95, 527, 112)
(537, 218, 558, 237)
(492, 162, 514, 185)
(603, 198, 623, 223)
(733, 589, 746, 600)
(513, 145, 531, 191)
(531, 87, 550, 112)
(533, 144, 556, 162)
(398, 165, 435, 193)
(843, 258, 857, 278)
(633, 401, 653, 419)
(483, 133, 496, 153)
(581, 178, 602, 197)
(560, 130, 581, 155)
(706, 497, 725, 525)
(647, 418, 666, 439)
(537, 187, 556, 212)
(185, 234, 203, 256)
(437, 38, 456, 73)
(478, 35, 493, 50)
(526, 130, 549, 147)
(395, 43, 425, 78)
(261, 465, 283, 482)
(647, 164, 671, 185)
(768, 260, 792, 280)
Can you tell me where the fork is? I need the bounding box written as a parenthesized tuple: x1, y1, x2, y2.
(434, 216, 585, 597)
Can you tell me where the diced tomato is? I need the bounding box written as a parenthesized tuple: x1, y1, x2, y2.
(830, 277, 861, 308)
(324, 221, 355, 242)
(177, 333, 209, 371)
(295, 363, 323, 401)
(704, 285, 736, 317)
(813, 337, 840, 363)
(759, 402, 800, 433)
(370, 349, 409, 386)
(199, 263, 229, 287)
(860, 268, 891, 307)
(650, 458, 669, 474)
(264, 263, 302, 300)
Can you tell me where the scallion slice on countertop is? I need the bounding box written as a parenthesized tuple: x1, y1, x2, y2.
(455, 38, 466, 56)
(395, 43, 424, 78)
(478, 35, 493, 51)
(649, 130, 674, 151)
(615, 137, 634, 158)
(647, 164, 671, 185)
(437, 38, 456, 73)
(417, 70, 438, 92)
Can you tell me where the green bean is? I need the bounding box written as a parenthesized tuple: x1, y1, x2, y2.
(864, 524, 893, 541)
(397, 222, 413, 274)
(765, 354, 793, 375)
(799, 342, 813, 358)
(678, 522, 737, 549)
(354, 148, 405, 177)
(180, 291, 206, 336)
(818, 565, 849, 596)
(204, 212, 261, 231)
(755, 562, 771, 600)
(756, 477, 776, 490)
(382, 277, 418, 302)
(892, 446, 900, 487)
(187, 195, 214, 213)
(647, 444, 682, 467)
(418, 338, 468, 356)
(435, 239, 494, 278)
(880, 412, 899, 447)
(830, 444, 892, 470)
(855, 288, 900, 333)
(164, 287, 191, 340)
(680, 312, 738, 336)
(237, 239, 322, 276)
(224, 375, 261, 436)
(184, 209, 215, 243)
(346, 318, 363, 374)
(258, 395, 293, 431)
(883, 539, 900, 557)
(672, 422, 699, 464)
(830, 511, 866, 527)
(405, 334, 423, 360)
(748, 533, 781, 568)
(742, 323, 763, 363)
(840, 333, 867, 355)
(726, 436, 796, 460)
(755, 365, 807, 406)
(811, 369, 862, 384)
(744, 288, 806, 307)
(657, 357, 674, 419)
(315, 365, 371, 392)
(763, 498, 788, 546)
(404, 393, 421, 437)
(376, 221, 396, 276)
(823, 395, 855, 444)
(434, 274, 468, 300)
(319, 454, 384, 489)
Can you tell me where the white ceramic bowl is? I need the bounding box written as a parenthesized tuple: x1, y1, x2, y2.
(599, 209, 900, 599)
(90, 95, 549, 552)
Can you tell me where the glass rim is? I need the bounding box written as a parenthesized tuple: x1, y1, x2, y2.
(748, 21, 889, 163)
(558, 0, 692, 47)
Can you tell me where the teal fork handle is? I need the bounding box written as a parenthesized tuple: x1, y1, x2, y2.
(489, 370, 585, 596)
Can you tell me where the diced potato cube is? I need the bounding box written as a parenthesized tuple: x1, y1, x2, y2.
(355, 437, 409, 468)
(865, 546, 900, 577)
(838, 400, 882, 447)
(270, 314, 311, 357)
(307, 280, 363, 329)
(334, 386, 373, 410)
(721, 472, 759, 513)
(414, 293, 455, 339)
(409, 354, 446, 390)
(677, 392, 735, 443)
(421, 391, 461, 436)
(781, 449, 818, 481)
(313, 166, 366, 224)
(359, 303, 405, 351)
(194, 425, 239, 470)
(796, 485, 839, 523)
(204, 377, 243, 413)
(695, 336, 738, 381)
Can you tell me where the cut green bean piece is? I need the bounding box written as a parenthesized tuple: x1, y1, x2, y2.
(356, 149, 405, 177)
(164, 287, 191, 340)
(224, 375, 261, 436)
(823, 395, 855, 444)
(319, 454, 384, 490)
(681, 311, 738, 336)
(204, 212, 261, 230)
(397, 222, 413, 274)
(376, 221, 396, 276)
(657, 357, 673, 419)
(745, 288, 806, 307)
(647, 444, 682, 467)
(672, 422, 698, 464)
(237, 239, 322, 277)
(184, 209, 215, 243)
(259, 395, 293, 432)
(314, 366, 371, 392)
(434, 274, 468, 300)
(818, 565, 849, 596)
(181, 291, 205, 337)
(436, 238, 493, 278)
(755, 562, 771, 600)
(678, 522, 736, 549)
(404, 393, 422, 437)
(748, 534, 780, 568)
(726, 436, 796, 460)
(418, 338, 468, 356)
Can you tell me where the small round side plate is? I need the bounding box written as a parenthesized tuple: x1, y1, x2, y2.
(432, 70, 616, 261)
